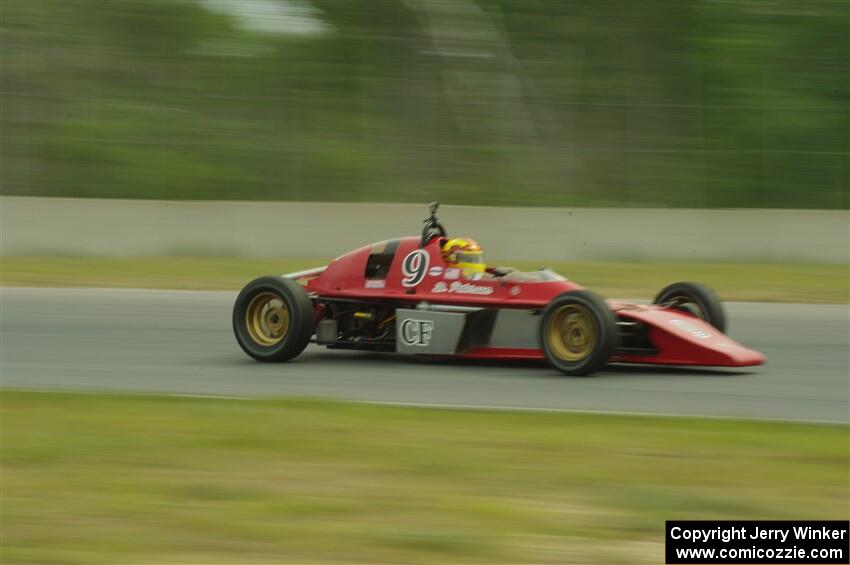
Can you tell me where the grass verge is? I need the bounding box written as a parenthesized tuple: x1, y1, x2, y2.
(2, 391, 847, 564)
(2, 256, 847, 302)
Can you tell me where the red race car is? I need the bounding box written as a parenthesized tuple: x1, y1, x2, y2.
(233, 203, 765, 376)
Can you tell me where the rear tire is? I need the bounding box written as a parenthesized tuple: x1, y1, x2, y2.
(653, 281, 726, 333)
(233, 276, 314, 362)
(540, 290, 618, 376)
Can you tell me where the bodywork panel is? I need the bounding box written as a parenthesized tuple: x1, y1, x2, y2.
(306, 236, 583, 308)
(612, 303, 765, 366)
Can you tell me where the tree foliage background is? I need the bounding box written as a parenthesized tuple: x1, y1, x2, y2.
(2, 0, 848, 207)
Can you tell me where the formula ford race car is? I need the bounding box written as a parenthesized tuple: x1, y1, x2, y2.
(233, 203, 765, 376)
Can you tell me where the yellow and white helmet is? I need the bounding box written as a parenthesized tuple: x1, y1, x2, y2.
(441, 238, 485, 277)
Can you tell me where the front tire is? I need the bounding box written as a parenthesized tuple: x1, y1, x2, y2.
(653, 281, 726, 333)
(233, 276, 314, 362)
(540, 290, 618, 376)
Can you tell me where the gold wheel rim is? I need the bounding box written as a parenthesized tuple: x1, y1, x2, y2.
(547, 304, 597, 362)
(245, 292, 289, 346)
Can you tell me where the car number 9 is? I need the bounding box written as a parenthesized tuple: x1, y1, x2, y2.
(401, 250, 429, 287)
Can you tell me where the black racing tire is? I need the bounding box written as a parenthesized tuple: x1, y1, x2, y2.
(539, 290, 618, 376)
(653, 281, 727, 333)
(233, 276, 314, 362)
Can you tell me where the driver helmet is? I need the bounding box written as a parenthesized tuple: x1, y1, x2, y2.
(441, 238, 486, 278)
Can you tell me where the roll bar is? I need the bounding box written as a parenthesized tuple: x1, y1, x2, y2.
(420, 201, 447, 247)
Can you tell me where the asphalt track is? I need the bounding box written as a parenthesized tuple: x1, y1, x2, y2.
(2, 287, 848, 423)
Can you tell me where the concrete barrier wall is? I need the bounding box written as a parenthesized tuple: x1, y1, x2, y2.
(2, 196, 847, 263)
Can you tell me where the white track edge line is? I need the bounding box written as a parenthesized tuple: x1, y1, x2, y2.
(2, 388, 846, 426)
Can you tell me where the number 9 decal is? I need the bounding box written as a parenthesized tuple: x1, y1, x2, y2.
(401, 250, 429, 287)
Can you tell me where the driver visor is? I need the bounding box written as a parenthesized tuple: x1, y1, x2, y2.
(456, 252, 483, 264)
